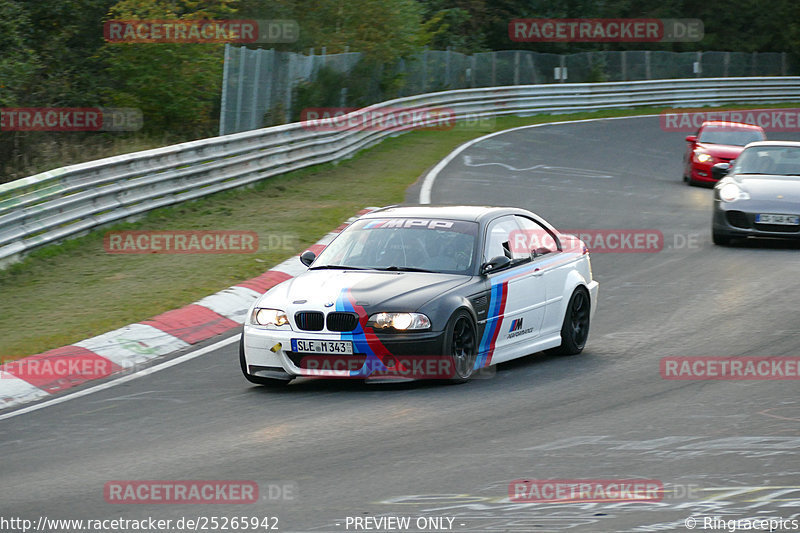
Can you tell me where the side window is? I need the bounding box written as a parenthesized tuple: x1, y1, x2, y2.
(513, 215, 560, 257)
(484, 216, 527, 262)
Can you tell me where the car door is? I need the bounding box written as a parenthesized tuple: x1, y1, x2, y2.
(478, 215, 546, 365)
(513, 215, 573, 338)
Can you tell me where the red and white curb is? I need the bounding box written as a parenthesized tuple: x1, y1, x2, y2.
(0, 208, 378, 411)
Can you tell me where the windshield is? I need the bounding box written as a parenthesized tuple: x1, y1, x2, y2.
(311, 218, 479, 274)
(732, 146, 800, 176)
(698, 127, 765, 146)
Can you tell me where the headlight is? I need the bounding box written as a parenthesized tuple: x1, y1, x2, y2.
(250, 308, 290, 328)
(718, 183, 750, 202)
(695, 152, 713, 163)
(367, 312, 431, 331)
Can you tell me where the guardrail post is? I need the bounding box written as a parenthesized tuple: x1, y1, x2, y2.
(724, 52, 730, 77)
(235, 46, 246, 133)
(422, 48, 428, 93)
(645, 51, 651, 80)
(219, 44, 231, 136)
(250, 48, 264, 130)
(514, 51, 520, 85)
(470, 55, 476, 87)
(621, 51, 627, 81)
(446, 47, 452, 88)
(264, 49, 274, 125)
(527, 53, 538, 84)
(491, 52, 496, 86)
(284, 50, 293, 123)
(559, 55, 566, 83)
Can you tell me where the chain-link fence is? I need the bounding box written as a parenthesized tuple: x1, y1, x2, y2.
(219, 46, 361, 135)
(220, 46, 794, 135)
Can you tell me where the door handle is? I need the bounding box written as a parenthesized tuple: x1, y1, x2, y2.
(532, 268, 543, 277)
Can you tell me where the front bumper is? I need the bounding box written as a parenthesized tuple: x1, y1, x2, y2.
(587, 280, 599, 320)
(713, 200, 800, 240)
(242, 324, 448, 379)
(690, 161, 719, 184)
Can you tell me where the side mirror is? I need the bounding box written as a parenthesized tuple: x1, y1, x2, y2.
(300, 250, 316, 267)
(685, 135, 697, 143)
(711, 162, 731, 180)
(480, 255, 511, 275)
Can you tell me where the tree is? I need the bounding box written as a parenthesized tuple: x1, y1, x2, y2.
(240, 0, 424, 63)
(98, 0, 237, 136)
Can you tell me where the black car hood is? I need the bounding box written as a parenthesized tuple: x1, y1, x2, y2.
(260, 269, 471, 312)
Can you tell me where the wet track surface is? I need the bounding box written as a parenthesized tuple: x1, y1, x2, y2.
(2, 116, 799, 532)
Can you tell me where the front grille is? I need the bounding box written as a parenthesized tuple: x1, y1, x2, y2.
(326, 312, 359, 332)
(295, 311, 324, 331)
(753, 222, 800, 233)
(726, 210, 750, 229)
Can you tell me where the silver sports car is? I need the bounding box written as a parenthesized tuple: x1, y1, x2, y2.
(712, 141, 800, 245)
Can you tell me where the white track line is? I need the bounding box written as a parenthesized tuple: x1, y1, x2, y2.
(0, 334, 239, 422)
(419, 114, 660, 204)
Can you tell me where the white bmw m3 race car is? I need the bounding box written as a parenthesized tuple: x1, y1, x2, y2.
(240, 205, 598, 386)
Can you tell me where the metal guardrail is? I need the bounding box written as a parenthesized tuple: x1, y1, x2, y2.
(2, 77, 800, 266)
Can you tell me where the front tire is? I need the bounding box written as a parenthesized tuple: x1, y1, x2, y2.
(549, 287, 591, 356)
(443, 310, 478, 383)
(239, 333, 291, 388)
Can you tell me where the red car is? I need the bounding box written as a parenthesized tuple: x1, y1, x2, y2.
(682, 121, 766, 186)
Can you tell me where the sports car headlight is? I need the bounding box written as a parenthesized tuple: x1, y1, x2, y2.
(695, 152, 713, 163)
(250, 308, 290, 328)
(367, 312, 431, 331)
(718, 183, 750, 202)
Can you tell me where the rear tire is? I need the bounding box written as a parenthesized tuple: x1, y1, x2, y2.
(549, 287, 591, 356)
(239, 333, 291, 388)
(443, 310, 477, 383)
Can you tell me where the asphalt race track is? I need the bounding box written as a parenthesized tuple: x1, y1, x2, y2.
(2, 116, 799, 532)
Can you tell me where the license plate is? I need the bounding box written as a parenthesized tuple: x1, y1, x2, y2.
(291, 339, 353, 354)
(756, 213, 800, 225)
